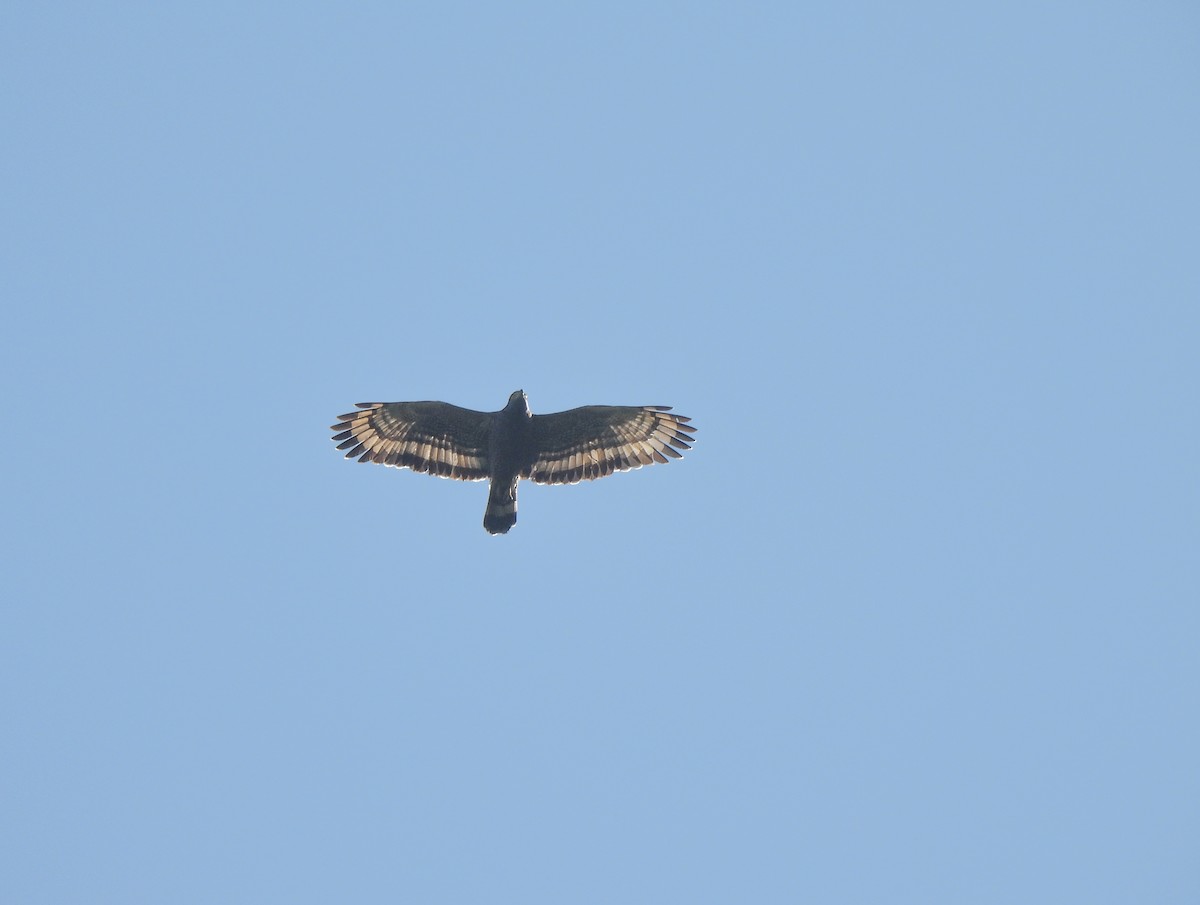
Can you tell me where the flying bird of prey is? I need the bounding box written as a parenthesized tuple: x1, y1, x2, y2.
(330, 389, 696, 534)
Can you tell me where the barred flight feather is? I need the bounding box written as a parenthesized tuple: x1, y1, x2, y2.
(329, 401, 490, 482)
(527, 405, 695, 486)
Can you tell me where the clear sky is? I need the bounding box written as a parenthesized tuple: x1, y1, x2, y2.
(3, 4, 1198, 903)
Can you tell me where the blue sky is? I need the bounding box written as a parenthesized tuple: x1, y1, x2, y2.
(3, 3, 1197, 902)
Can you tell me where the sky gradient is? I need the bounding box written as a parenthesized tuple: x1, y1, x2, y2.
(3, 4, 1198, 903)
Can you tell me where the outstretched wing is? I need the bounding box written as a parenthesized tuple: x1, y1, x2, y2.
(330, 402, 491, 481)
(527, 405, 696, 485)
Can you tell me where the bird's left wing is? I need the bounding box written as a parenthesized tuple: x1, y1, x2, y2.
(331, 401, 491, 481)
(527, 405, 696, 485)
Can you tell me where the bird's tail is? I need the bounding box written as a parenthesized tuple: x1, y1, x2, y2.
(483, 479, 518, 535)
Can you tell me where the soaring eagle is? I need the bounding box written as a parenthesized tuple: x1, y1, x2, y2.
(330, 390, 696, 534)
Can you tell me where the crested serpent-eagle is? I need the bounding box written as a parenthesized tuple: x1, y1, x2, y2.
(330, 390, 697, 534)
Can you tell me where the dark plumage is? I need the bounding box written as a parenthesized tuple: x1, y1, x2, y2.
(330, 389, 696, 534)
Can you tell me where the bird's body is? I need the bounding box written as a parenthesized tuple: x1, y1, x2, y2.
(482, 390, 534, 533)
(331, 390, 696, 534)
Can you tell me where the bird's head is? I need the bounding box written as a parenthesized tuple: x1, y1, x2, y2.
(507, 389, 530, 415)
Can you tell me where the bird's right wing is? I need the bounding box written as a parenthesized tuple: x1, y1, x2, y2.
(331, 402, 491, 481)
(527, 405, 696, 485)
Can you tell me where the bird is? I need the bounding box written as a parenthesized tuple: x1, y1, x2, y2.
(330, 389, 696, 534)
